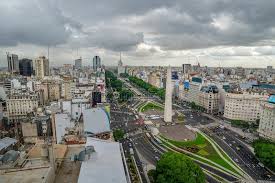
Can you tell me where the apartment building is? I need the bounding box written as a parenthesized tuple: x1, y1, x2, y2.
(224, 92, 268, 122)
(6, 90, 39, 120)
(198, 85, 219, 114)
(258, 96, 275, 141)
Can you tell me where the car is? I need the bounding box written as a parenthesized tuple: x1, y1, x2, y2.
(234, 158, 239, 162)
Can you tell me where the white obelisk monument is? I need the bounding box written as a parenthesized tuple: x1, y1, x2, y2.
(164, 66, 172, 122)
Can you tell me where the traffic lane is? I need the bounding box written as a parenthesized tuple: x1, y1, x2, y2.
(146, 134, 232, 183)
(207, 128, 273, 180)
(132, 134, 161, 160)
(204, 129, 259, 179)
(121, 139, 148, 183)
(221, 132, 273, 180)
(131, 134, 161, 165)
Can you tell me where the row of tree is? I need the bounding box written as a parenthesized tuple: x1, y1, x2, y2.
(105, 70, 133, 102)
(128, 76, 165, 99)
(253, 139, 275, 171)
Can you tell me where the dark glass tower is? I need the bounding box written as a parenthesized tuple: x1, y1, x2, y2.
(19, 58, 33, 76)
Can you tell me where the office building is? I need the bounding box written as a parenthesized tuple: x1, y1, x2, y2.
(35, 56, 49, 79)
(19, 58, 33, 76)
(182, 64, 192, 74)
(75, 58, 82, 69)
(93, 56, 101, 71)
(7, 53, 19, 74)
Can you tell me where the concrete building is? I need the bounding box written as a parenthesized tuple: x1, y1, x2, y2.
(21, 115, 52, 143)
(6, 90, 39, 121)
(198, 85, 219, 114)
(224, 92, 268, 122)
(93, 56, 101, 71)
(47, 81, 61, 102)
(7, 53, 19, 74)
(78, 137, 128, 183)
(54, 113, 73, 144)
(182, 64, 192, 74)
(148, 72, 162, 88)
(62, 79, 75, 100)
(19, 58, 33, 76)
(75, 58, 82, 70)
(164, 66, 172, 122)
(258, 95, 275, 141)
(187, 81, 202, 104)
(35, 56, 49, 79)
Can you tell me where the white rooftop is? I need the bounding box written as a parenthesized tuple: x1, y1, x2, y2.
(83, 108, 110, 134)
(78, 137, 127, 183)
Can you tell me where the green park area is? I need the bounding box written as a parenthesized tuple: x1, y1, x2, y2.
(161, 133, 240, 175)
(138, 102, 164, 112)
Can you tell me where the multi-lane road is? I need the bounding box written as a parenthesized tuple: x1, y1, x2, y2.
(203, 127, 275, 181)
(110, 76, 275, 183)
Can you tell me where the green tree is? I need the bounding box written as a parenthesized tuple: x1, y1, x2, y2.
(253, 139, 275, 171)
(119, 89, 133, 102)
(120, 73, 129, 78)
(113, 129, 124, 141)
(155, 152, 205, 183)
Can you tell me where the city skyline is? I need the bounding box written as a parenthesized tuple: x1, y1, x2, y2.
(1, 0, 275, 68)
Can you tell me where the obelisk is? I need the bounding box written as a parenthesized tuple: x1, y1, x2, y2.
(164, 66, 172, 122)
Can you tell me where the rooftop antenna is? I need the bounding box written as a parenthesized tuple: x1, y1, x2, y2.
(120, 52, 122, 61)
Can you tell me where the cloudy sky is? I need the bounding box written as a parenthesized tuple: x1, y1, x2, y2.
(1, 0, 275, 67)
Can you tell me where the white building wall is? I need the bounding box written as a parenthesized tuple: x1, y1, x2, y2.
(258, 102, 275, 141)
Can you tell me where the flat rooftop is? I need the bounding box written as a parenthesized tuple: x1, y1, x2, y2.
(78, 137, 127, 183)
(0, 166, 52, 183)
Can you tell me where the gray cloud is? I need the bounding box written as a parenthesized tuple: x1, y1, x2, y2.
(1, 0, 275, 67)
(0, 0, 82, 47)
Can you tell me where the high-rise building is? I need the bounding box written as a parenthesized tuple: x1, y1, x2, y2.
(75, 58, 82, 69)
(19, 58, 33, 76)
(164, 66, 172, 122)
(182, 64, 192, 74)
(7, 53, 19, 74)
(35, 56, 49, 79)
(93, 56, 101, 71)
(258, 95, 275, 141)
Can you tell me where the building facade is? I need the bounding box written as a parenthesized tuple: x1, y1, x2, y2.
(224, 92, 268, 122)
(198, 85, 219, 114)
(19, 58, 33, 76)
(7, 53, 19, 74)
(258, 96, 275, 141)
(75, 58, 82, 70)
(35, 56, 49, 79)
(6, 90, 39, 120)
(93, 56, 101, 71)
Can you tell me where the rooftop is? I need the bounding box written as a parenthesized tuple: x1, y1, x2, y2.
(83, 108, 110, 135)
(78, 137, 127, 183)
(0, 137, 17, 152)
